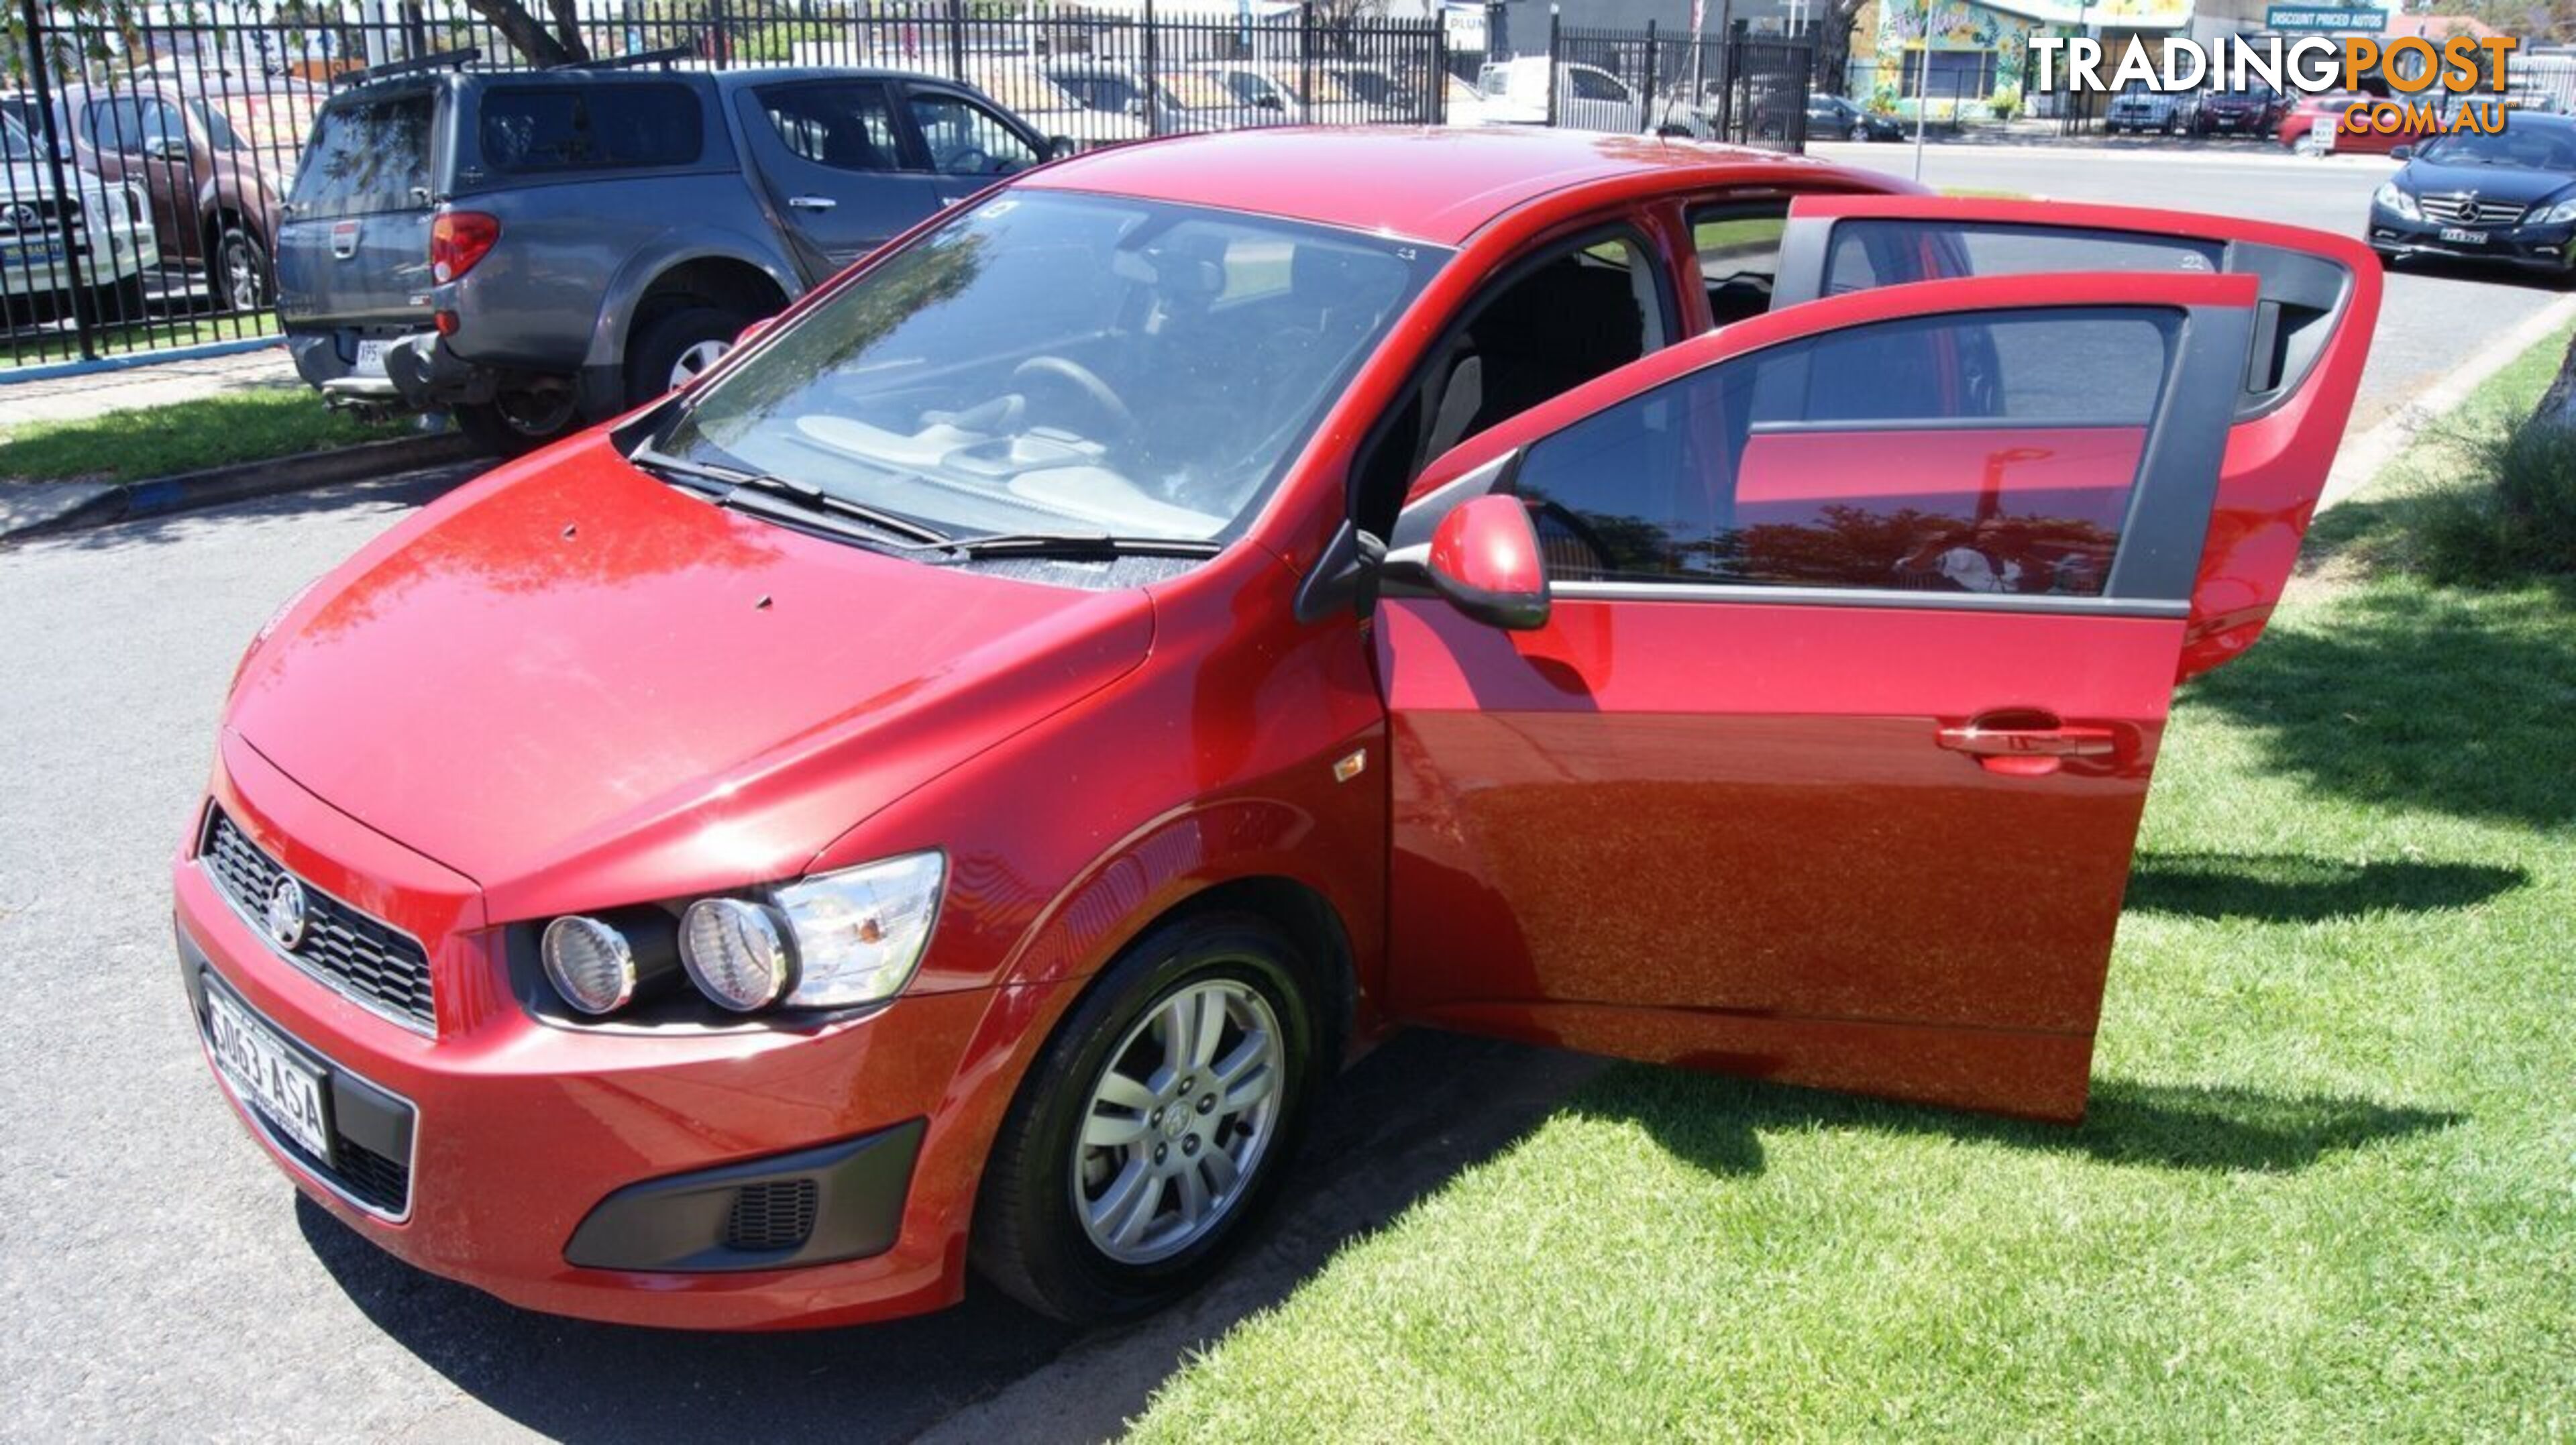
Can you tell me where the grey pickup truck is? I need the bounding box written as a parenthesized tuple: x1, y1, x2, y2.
(277, 56, 1060, 453)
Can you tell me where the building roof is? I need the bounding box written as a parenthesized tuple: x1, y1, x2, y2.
(1024, 125, 1845, 245)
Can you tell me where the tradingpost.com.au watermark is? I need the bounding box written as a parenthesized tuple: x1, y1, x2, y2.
(2031, 34, 2524, 138)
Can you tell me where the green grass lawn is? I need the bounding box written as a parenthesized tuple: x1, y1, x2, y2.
(1127, 346, 2576, 1439)
(0, 386, 396, 486)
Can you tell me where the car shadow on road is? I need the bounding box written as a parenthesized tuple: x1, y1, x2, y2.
(294, 1028, 1603, 1445)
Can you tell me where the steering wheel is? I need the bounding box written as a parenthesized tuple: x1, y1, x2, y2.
(945, 146, 994, 174)
(1014, 355, 1139, 438)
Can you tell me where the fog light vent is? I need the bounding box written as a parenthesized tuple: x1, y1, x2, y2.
(724, 1179, 819, 1252)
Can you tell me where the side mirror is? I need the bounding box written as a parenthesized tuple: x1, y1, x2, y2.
(148, 133, 192, 161)
(1254, 93, 1285, 111)
(2390, 144, 2413, 160)
(1406, 494, 1551, 631)
(1047, 134, 1079, 160)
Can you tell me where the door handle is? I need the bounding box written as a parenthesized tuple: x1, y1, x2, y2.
(1935, 720, 2117, 778)
(786, 195, 838, 211)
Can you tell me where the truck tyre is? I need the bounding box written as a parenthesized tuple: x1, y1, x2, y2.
(971, 913, 1330, 1323)
(625, 304, 753, 409)
(455, 389, 584, 457)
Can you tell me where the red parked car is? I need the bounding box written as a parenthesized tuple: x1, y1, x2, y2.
(177, 127, 2379, 1330)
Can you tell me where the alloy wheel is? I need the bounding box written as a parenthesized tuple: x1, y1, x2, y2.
(1071, 977, 1281, 1266)
(668, 338, 731, 391)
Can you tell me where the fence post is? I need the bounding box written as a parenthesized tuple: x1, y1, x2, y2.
(1431, 17, 1447, 125)
(1639, 17, 1656, 134)
(1544, 5, 1558, 128)
(1298, 3, 1313, 122)
(18, 0, 95, 362)
(1142, 0, 1160, 136)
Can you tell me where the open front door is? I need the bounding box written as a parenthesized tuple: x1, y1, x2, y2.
(1770, 195, 2382, 678)
(1377, 272, 2265, 1122)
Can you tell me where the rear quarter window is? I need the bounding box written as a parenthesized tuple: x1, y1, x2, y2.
(293, 95, 434, 218)
(478, 83, 703, 173)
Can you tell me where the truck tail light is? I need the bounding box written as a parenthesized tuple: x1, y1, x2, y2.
(429, 210, 499, 284)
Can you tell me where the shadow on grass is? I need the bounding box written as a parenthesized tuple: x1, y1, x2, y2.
(1570, 1069, 2463, 1178)
(2125, 850, 2526, 923)
(2182, 581, 2576, 830)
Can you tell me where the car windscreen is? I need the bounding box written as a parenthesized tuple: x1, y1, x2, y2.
(2419, 122, 2576, 170)
(291, 93, 434, 218)
(655, 190, 1444, 545)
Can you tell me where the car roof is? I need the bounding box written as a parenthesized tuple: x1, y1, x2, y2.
(1023, 125, 1864, 246)
(326, 63, 974, 104)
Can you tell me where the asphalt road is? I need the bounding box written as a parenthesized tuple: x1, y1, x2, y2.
(1807, 138, 2566, 429)
(0, 140, 2559, 1442)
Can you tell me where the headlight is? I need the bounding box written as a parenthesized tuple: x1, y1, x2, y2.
(676, 851, 946, 1013)
(2373, 182, 2422, 221)
(2540, 196, 2576, 225)
(680, 898, 794, 1011)
(540, 908, 679, 1015)
(769, 851, 945, 1008)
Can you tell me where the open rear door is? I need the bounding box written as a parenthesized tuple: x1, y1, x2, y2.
(1770, 196, 2382, 679)
(1377, 272, 2262, 1121)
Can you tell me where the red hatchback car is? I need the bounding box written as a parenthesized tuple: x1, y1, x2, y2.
(177, 127, 2379, 1330)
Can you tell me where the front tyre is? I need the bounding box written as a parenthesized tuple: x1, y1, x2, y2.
(972, 914, 1328, 1322)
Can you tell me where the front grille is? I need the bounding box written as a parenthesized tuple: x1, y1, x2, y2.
(201, 806, 437, 1032)
(2419, 193, 2527, 227)
(0, 196, 78, 233)
(725, 1180, 819, 1252)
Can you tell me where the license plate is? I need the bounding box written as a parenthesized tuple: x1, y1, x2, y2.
(352, 339, 391, 378)
(2438, 226, 2487, 245)
(207, 988, 333, 1163)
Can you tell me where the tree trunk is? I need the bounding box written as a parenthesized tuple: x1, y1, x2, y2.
(1812, 0, 1867, 98)
(2537, 330, 2576, 430)
(543, 0, 593, 62)
(457, 0, 581, 65)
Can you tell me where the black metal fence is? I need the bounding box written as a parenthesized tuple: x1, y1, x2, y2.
(1546, 19, 1813, 150)
(1, 0, 1450, 372)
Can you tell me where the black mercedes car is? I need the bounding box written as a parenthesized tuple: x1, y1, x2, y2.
(2369, 115, 2576, 279)
(1809, 93, 1903, 142)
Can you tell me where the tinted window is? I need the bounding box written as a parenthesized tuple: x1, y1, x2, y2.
(293, 96, 434, 217)
(760, 83, 902, 172)
(1507, 307, 2177, 595)
(907, 93, 1038, 176)
(479, 84, 702, 173)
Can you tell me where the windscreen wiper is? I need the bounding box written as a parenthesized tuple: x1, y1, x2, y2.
(627, 444, 951, 546)
(924, 531, 1224, 560)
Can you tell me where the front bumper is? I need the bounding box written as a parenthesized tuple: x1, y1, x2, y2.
(174, 735, 1065, 1330)
(0, 223, 157, 302)
(2369, 208, 2576, 272)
